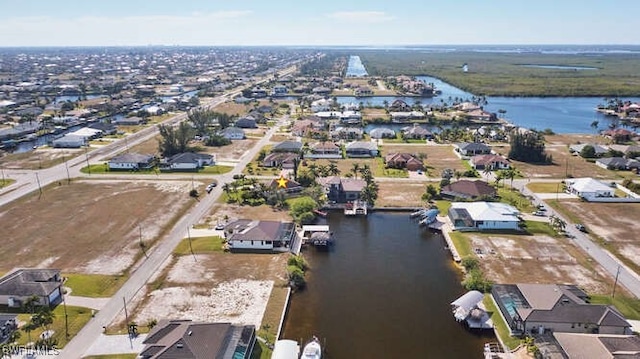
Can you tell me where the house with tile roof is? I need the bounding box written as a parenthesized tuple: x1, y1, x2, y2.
(440, 180, 497, 200)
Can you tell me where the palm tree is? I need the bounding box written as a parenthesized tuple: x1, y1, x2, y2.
(328, 162, 340, 176)
(318, 164, 329, 177)
(504, 168, 517, 188)
(308, 163, 319, 177)
(494, 170, 505, 188)
(351, 163, 361, 179)
(590, 120, 599, 133)
(482, 166, 492, 179)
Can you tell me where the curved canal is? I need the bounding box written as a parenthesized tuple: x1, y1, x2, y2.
(282, 212, 492, 358)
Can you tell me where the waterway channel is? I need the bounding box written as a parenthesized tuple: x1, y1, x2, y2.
(282, 212, 491, 358)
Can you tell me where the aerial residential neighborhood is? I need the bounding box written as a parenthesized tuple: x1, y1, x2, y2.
(1, 3, 640, 359)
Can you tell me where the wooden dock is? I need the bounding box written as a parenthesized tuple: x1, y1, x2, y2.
(434, 216, 462, 262)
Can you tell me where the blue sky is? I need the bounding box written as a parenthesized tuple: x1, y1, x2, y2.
(0, 0, 638, 46)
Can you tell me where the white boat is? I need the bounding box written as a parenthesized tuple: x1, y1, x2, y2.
(301, 336, 322, 359)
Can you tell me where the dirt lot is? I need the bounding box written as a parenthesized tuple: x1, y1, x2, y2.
(467, 233, 613, 294)
(0, 147, 84, 170)
(556, 201, 640, 268)
(204, 203, 293, 226)
(362, 108, 389, 121)
(376, 181, 434, 208)
(125, 252, 288, 329)
(0, 180, 198, 274)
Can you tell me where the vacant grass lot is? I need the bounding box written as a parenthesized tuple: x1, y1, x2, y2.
(0, 180, 196, 274)
(376, 181, 432, 207)
(65, 273, 126, 297)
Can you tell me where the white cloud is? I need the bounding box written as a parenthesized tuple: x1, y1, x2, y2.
(327, 11, 395, 23)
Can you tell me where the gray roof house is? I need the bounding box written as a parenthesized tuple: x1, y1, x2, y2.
(140, 319, 255, 359)
(224, 220, 297, 251)
(369, 127, 396, 139)
(0, 269, 63, 308)
(454, 142, 491, 156)
(596, 157, 640, 171)
(159, 152, 214, 171)
(492, 283, 632, 336)
(345, 141, 378, 158)
(569, 143, 609, 157)
(272, 141, 303, 153)
(219, 127, 245, 140)
(108, 153, 156, 170)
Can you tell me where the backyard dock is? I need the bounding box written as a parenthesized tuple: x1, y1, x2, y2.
(344, 200, 367, 216)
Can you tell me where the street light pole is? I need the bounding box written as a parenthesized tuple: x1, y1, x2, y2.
(612, 265, 621, 298)
(35, 172, 42, 195)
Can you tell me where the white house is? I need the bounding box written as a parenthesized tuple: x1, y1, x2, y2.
(219, 127, 245, 140)
(448, 202, 521, 230)
(160, 152, 214, 171)
(51, 134, 85, 148)
(566, 177, 614, 200)
(224, 220, 297, 251)
(108, 153, 156, 170)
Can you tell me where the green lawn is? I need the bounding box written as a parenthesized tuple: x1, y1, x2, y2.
(80, 164, 232, 175)
(198, 165, 234, 174)
(483, 295, 521, 350)
(64, 273, 126, 297)
(251, 340, 272, 359)
(497, 188, 535, 213)
(521, 221, 558, 237)
(590, 295, 640, 320)
(434, 200, 451, 215)
(173, 236, 225, 255)
(526, 181, 563, 193)
(373, 157, 408, 178)
(449, 231, 472, 258)
(16, 305, 94, 348)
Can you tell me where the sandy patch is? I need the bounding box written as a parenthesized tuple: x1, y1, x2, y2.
(167, 255, 216, 284)
(135, 280, 273, 328)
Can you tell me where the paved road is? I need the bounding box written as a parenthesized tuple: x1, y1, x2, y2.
(513, 178, 640, 298)
(59, 115, 287, 358)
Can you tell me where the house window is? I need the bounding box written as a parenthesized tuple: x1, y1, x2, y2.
(266, 241, 272, 245)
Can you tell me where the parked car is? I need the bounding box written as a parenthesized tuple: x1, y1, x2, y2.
(532, 211, 546, 216)
(206, 180, 218, 193)
(215, 222, 225, 230)
(575, 224, 587, 233)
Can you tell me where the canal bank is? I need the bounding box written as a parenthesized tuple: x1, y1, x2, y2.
(281, 211, 492, 358)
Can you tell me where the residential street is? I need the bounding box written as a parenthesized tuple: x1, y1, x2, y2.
(58, 114, 287, 358)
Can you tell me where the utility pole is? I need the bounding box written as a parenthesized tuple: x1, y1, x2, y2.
(63, 289, 69, 339)
(35, 172, 42, 195)
(85, 146, 91, 174)
(612, 265, 621, 298)
(139, 224, 147, 258)
(187, 226, 196, 261)
(124, 296, 133, 349)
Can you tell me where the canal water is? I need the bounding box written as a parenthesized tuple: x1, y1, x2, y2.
(282, 212, 491, 358)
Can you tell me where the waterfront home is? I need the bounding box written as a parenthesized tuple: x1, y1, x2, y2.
(305, 142, 342, 159)
(224, 220, 297, 251)
(402, 125, 433, 140)
(464, 109, 496, 121)
(0, 269, 63, 308)
(470, 154, 510, 170)
(491, 283, 631, 336)
(566, 177, 615, 200)
(219, 126, 245, 140)
(569, 143, 609, 157)
(454, 142, 491, 156)
(369, 127, 396, 139)
(261, 152, 299, 169)
(384, 153, 423, 171)
(389, 99, 411, 112)
(311, 98, 332, 112)
(440, 180, 497, 200)
(0, 122, 41, 141)
(272, 140, 303, 153)
(609, 144, 640, 157)
(354, 86, 373, 97)
(140, 320, 255, 359)
(332, 126, 363, 140)
(108, 153, 156, 170)
(454, 102, 481, 112)
(345, 141, 378, 158)
(317, 176, 366, 203)
(159, 152, 214, 171)
(448, 202, 520, 230)
(596, 157, 640, 171)
(51, 134, 86, 148)
(390, 111, 425, 123)
(271, 85, 288, 97)
(311, 86, 331, 95)
(553, 332, 640, 358)
(291, 117, 324, 137)
(603, 128, 636, 143)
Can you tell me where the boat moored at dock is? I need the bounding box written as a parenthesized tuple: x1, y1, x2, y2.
(301, 336, 322, 359)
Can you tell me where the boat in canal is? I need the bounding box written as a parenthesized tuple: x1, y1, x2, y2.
(301, 336, 322, 359)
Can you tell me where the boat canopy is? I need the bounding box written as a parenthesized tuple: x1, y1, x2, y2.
(272, 339, 300, 359)
(451, 290, 484, 312)
(302, 225, 330, 232)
